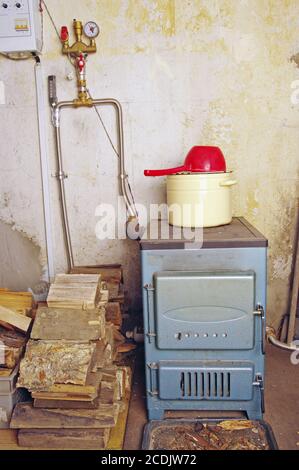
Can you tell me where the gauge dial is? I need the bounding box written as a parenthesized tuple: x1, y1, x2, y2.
(83, 21, 100, 38)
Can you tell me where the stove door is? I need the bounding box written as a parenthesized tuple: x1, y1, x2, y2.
(154, 271, 255, 350)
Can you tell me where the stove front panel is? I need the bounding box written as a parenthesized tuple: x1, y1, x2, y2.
(154, 271, 255, 350)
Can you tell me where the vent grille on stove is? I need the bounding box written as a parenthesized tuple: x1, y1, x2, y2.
(180, 371, 231, 399)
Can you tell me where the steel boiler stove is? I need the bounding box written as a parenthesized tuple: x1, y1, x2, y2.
(140, 218, 268, 420)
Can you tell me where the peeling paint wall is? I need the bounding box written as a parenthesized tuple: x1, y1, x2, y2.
(0, 0, 298, 325)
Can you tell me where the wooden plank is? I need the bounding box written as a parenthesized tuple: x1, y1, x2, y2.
(31, 392, 96, 402)
(18, 341, 96, 391)
(31, 307, 105, 341)
(0, 306, 32, 333)
(34, 397, 100, 409)
(11, 402, 120, 429)
(107, 368, 132, 450)
(0, 291, 33, 312)
(0, 369, 13, 377)
(18, 428, 110, 450)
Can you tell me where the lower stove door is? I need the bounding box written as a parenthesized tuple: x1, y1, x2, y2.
(153, 271, 256, 350)
(158, 361, 255, 401)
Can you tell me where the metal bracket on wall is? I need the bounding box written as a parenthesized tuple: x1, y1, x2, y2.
(254, 305, 266, 354)
(253, 373, 265, 413)
(147, 363, 159, 397)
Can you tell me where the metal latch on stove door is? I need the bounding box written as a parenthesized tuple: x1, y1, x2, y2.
(253, 305, 266, 354)
(253, 373, 265, 413)
(144, 284, 156, 343)
(147, 362, 159, 397)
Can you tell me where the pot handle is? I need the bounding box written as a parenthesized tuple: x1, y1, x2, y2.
(144, 166, 186, 177)
(219, 180, 237, 187)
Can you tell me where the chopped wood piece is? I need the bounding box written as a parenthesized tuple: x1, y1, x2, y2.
(11, 402, 120, 429)
(92, 340, 114, 371)
(33, 397, 100, 409)
(31, 371, 102, 401)
(110, 284, 125, 303)
(70, 266, 122, 283)
(105, 303, 122, 328)
(18, 428, 110, 449)
(0, 306, 32, 333)
(117, 343, 137, 354)
(17, 340, 96, 391)
(106, 281, 120, 299)
(55, 274, 101, 285)
(31, 392, 96, 402)
(0, 325, 27, 368)
(99, 378, 118, 405)
(47, 274, 102, 310)
(0, 369, 13, 377)
(47, 285, 100, 310)
(0, 291, 33, 313)
(31, 307, 105, 341)
(218, 420, 254, 431)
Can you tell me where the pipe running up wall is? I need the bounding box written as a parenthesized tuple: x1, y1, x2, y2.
(51, 97, 138, 271)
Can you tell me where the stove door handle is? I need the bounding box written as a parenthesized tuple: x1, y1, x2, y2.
(254, 306, 266, 355)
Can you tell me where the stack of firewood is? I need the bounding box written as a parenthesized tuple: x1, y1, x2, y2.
(10, 269, 132, 449)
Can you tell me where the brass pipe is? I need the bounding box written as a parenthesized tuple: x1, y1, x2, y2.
(52, 99, 137, 269)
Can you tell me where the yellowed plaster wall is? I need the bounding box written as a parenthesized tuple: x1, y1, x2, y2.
(0, 0, 298, 325)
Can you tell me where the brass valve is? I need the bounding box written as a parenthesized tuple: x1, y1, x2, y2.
(60, 19, 99, 106)
(61, 19, 97, 56)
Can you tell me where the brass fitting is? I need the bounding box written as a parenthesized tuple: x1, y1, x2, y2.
(62, 19, 97, 55)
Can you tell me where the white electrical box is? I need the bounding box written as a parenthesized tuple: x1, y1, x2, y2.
(0, 0, 42, 53)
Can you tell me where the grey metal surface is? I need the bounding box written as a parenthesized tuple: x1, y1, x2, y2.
(140, 218, 268, 250)
(154, 271, 255, 350)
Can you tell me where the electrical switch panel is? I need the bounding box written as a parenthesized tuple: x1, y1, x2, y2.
(0, 0, 42, 53)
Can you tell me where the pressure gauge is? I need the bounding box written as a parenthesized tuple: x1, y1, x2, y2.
(83, 21, 100, 39)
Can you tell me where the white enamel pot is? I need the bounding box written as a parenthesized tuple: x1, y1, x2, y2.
(167, 172, 237, 228)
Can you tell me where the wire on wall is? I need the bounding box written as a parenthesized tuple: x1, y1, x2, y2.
(42, 0, 138, 216)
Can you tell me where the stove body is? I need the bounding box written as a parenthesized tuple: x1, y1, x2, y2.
(140, 218, 268, 420)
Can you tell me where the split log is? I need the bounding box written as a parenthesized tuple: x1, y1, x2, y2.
(17, 340, 96, 391)
(18, 428, 110, 450)
(11, 402, 120, 429)
(0, 306, 32, 333)
(31, 307, 106, 341)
